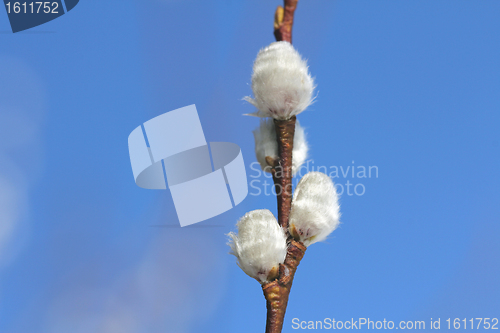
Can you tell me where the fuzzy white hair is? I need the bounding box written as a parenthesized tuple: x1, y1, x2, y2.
(244, 41, 315, 120)
(253, 119, 308, 175)
(288, 172, 341, 246)
(227, 209, 287, 283)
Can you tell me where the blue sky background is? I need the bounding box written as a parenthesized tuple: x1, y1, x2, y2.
(0, 1, 499, 332)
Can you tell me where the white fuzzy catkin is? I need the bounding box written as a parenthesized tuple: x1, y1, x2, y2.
(288, 172, 341, 246)
(253, 119, 308, 175)
(244, 41, 315, 120)
(227, 209, 287, 283)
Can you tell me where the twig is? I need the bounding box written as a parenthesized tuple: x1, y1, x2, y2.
(263, 2, 302, 333)
(272, 116, 296, 231)
(274, 0, 299, 43)
(262, 240, 306, 333)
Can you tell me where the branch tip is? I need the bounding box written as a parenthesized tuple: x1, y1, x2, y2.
(273, 0, 299, 43)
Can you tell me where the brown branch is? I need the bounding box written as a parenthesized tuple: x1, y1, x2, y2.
(262, 240, 306, 333)
(274, 0, 299, 43)
(262, 2, 302, 333)
(271, 0, 299, 230)
(273, 116, 296, 231)
(264, 116, 299, 333)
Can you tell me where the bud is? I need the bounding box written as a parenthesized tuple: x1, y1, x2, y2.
(289, 172, 341, 246)
(244, 41, 315, 120)
(227, 209, 287, 283)
(253, 119, 308, 175)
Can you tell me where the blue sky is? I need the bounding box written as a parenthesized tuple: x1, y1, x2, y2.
(0, 1, 499, 332)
